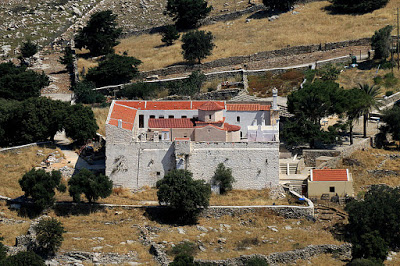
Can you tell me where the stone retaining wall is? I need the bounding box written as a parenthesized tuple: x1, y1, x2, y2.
(140, 38, 370, 78)
(195, 243, 352, 265)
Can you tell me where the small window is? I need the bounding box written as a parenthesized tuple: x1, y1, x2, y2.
(139, 115, 144, 128)
(156, 172, 161, 176)
(329, 186, 335, 193)
(209, 115, 212, 119)
(181, 115, 187, 118)
(237, 116, 240, 122)
(150, 115, 155, 119)
(240, 131, 243, 138)
(169, 115, 174, 118)
(159, 115, 164, 119)
(184, 135, 187, 138)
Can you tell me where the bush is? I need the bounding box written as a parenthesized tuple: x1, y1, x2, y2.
(117, 82, 159, 99)
(347, 258, 382, 266)
(156, 169, 211, 224)
(20, 39, 38, 58)
(168, 241, 197, 257)
(245, 256, 269, 266)
(1, 251, 45, 266)
(64, 104, 99, 144)
(161, 25, 180, 46)
(58, 46, 74, 74)
(167, 71, 206, 96)
(68, 168, 113, 203)
(169, 254, 196, 266)
(318, 64, 341, 81)
(385, 90, 394, 97)
(262, 0, 296, 11)
(0, 62, 49, 101)
(329, 0, 389, 14)
(19, 169, 66, 210)
(212, 163, 235, 194)
(85, 54, 142, 87)
(74, 81, 105, 104)
(34, 218, 65, 256)
(0, 236, 7, 261)
(371, 25, 393, 60)
(181, 30, 215, 64)
(383, 72, 398, 88)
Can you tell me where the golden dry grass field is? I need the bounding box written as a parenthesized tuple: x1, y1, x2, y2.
(109, 0, 400, 71)
(337, 148, 400, 194)
(92, 107, 110, 136)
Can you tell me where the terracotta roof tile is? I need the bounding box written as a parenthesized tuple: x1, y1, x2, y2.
(198, 101, 224, 111)
(312, 169, 349, 181)
(108, 118, 134, 130)
(226, 104, 271, 111)
(108, 104, 137, 130)
(148, 118, 194, 128)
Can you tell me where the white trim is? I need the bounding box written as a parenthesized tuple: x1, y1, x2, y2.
(310, 169, 313, 181)
(106, 100, 116, 124)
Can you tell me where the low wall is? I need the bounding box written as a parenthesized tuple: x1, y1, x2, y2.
(0, 141, 52, 153)
(303, 150, 341, 167)
(140, 37, 370, 78)
(195, 243, 352, 265)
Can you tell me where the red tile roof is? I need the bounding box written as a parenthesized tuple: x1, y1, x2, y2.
(198, 101, 224, 111)
(226, 104, 271, 111)
(115, 101, 225, 110)
(223, 123, 241, 132)
(174, 137, 190, 141)
(108, 104, 137, 130)
(148, 118, 194, 128)
(311, 169, 349, 182)
(195, 123, 241, 132)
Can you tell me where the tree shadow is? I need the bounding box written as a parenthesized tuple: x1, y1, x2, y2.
(323, 5, 372, 16)
(357, 60, 375, 71)
(166, 61, 195, 68)
(247, 8, 283, 20)
(53, 202, 106, 216)
(50, 70, 68, 75)
(144, 206, 198, 226)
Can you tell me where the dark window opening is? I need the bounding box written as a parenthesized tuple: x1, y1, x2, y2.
(329, 186, 335, 193)
(240, 131, 243, 138)
(159, 115, 164, 119)
(237, 116, 240, 122)
(139, 115, 144, 128)
(150, 115, 155, 119)
(209, 115, 212, 119)
(169, 115, 174, 118)
(157, 172, 161, 176)
(182, 115, 187, 118)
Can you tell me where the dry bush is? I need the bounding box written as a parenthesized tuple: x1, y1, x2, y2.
(92, 107, 110, 136)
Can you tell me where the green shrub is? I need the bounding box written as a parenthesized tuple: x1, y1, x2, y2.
(0, 236, 7, 261)
(383, 72, 398, 88)
(212, 163, 235, 194)
(19, 169, 66, 210)
(117, 82, 159, 99)
(68, 168, 113, 203)
(35, 217, 65, 256)
(373, 75, 383, 85)
(1, 251, 45, 266)
(245, 256, 269, 266)
(169, 254, 196, 266)
(74, 81, 105, 104)
(168, 241, 197, 257)
(20, 39, 38, 58)
(347, 258, 382, 266)
(161, 25, 180, 46)
(385, 90, 394, 97)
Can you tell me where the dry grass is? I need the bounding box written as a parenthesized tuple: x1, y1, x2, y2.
(337, 66, 400, 96)
(0, 146, 63, 198)
(337, 148, 400, 194)
(293, 253, 346, 266)
(115, 0, 400, 71)
(92, 107, 110, 136)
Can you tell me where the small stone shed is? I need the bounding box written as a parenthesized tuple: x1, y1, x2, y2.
(307, 169, 354, 198)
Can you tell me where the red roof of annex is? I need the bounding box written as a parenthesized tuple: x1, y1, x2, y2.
(311, 169, 349, 182)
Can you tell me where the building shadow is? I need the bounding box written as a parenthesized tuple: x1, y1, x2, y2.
(54, 202, 106, 216)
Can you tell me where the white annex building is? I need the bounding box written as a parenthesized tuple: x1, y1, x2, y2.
(105, 96, 280, 190)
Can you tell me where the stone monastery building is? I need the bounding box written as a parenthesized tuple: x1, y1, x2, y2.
(105, 98, 280, 190)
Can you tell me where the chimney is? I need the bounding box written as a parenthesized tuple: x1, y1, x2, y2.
(272, 88, 278, 110)
(118, 119, 122, 128)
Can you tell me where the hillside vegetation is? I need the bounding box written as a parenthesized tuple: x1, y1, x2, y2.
(114, 0, 399, 71)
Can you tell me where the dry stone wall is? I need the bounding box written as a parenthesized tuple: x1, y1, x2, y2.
(140, 38, 371, 78)
(195, 243, 352, 265)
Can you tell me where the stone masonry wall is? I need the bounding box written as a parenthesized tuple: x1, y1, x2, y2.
(195, 243, 352, 265)
(106, 140, 280, 190)
(140, 38, 371, 78)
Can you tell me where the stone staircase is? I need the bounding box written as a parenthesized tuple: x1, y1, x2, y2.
(279, 162, 298, 175)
